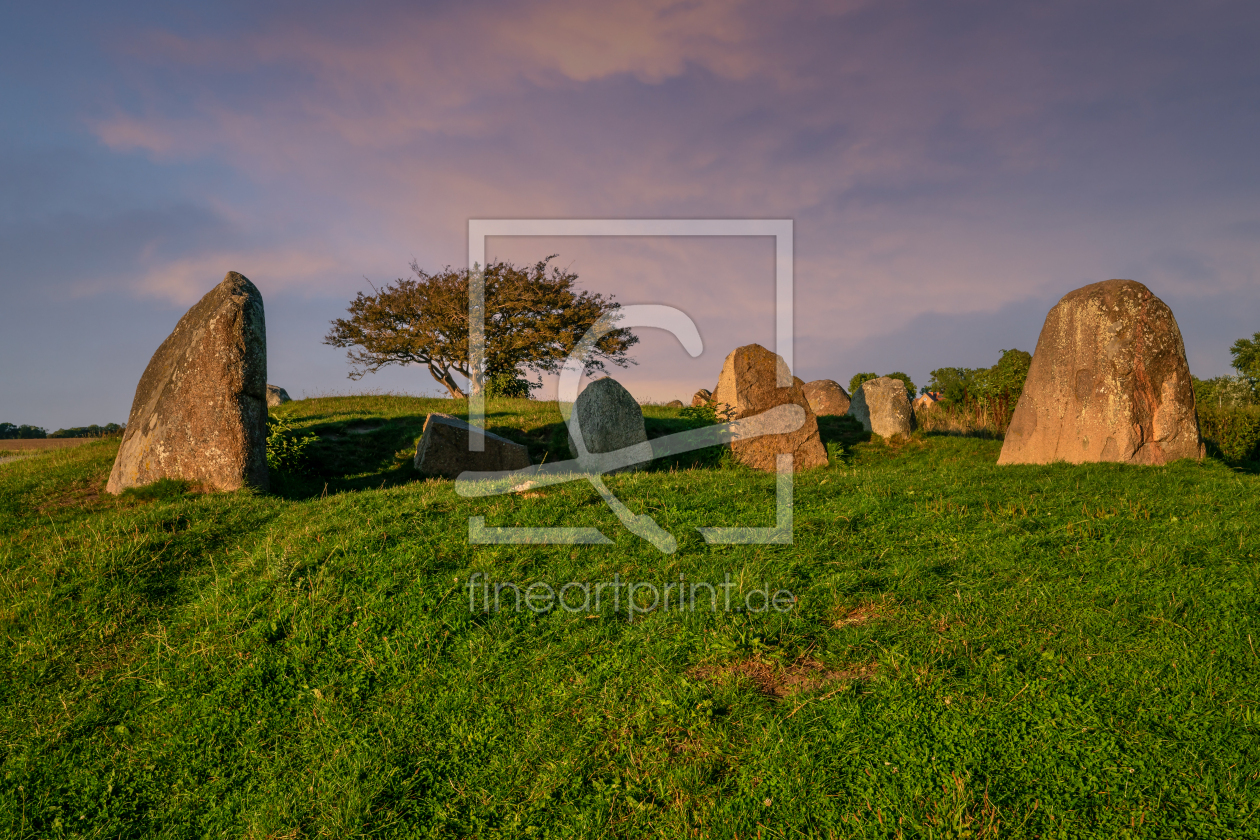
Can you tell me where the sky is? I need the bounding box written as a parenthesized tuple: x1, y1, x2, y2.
(2, 0, 1259, 429)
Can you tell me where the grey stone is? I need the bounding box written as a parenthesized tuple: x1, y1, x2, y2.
(567, 377, 650, 473)
(107, 271, 268, 494)
(266, 385, 292, 407)
(848, 376, 916, 439)
(414, 413, 530, 478)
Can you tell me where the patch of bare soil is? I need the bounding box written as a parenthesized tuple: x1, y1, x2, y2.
(689, 656, 876, 698)
(832, 595, 896, 628)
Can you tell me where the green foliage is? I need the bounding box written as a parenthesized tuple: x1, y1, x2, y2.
(49, 423, 124, 439)
(3, 395, 1259, 837)
(484, 369, 539, 399)
(925, 349, 1032, 427)
(678, 401, 734, 425)
(0, 423, 47, 439)
(1194, 374, 1258, 409)
(847, 372, 878, 394)
(1197, 403, 1260, 463)
(266, 415, 319, 474)
(1230, 331, 1260, 382)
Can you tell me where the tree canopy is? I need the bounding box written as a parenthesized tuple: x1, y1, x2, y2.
(1230, 332, 1260, 382)
(325, 258, 638, 399)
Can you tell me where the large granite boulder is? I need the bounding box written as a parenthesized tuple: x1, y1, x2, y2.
(266, 385, 291, 407)
(802, 379, 851, 416)
(107, 272, 268, 494)
(567, 377, 650, 473)
(848, 376, 916, 439)
(691, 388, 713, 407)
(998, 279, 1203, 465)
(711, 344, 828, 472)
(414, 413, 530, 478)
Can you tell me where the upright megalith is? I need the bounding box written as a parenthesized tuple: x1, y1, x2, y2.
(711, 344, 828, 472)
(567, 377, 650, 473)
(414, 413, 530, 479)
(847, 377, 915, 439)
(802, 379, 851, 416)
(999, 279, 1203, 465)
(107, 272, 268, 494)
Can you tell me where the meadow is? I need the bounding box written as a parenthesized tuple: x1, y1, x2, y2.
(1, 395, 1257, 838)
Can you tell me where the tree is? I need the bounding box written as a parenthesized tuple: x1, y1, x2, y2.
(848, 372, 878, 394)
(325, 258, 638, 399)
(1230, 332, 1260, 383)
(0, 423, 46, 439)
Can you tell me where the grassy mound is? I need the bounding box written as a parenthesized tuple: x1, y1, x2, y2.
(1, 396, 1257, 837)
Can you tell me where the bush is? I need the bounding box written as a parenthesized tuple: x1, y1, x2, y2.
(266, 416, 319, 474)
(484, 370, 539, 399)
(1193, 375, 1256, 409)
(1197, 403, 1260, 463)
(848, 372, 878, 394)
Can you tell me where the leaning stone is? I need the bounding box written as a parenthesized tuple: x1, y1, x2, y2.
(567, 377, 650, 473)
(414, 413, 530, 478)
(691, 388, 713, 407)
(802, 380, 851, 416)
(848, 377, 916, 439)
(711, 344, 828, 472)
(999, 279, 1203, 465)
(266, 385, 292, 407)
(107, 272, 268, 494)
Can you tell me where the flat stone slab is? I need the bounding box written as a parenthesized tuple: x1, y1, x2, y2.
(414, 413, 530, 478)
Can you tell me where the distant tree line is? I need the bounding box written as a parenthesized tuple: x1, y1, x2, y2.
(0, 423, 124, 440)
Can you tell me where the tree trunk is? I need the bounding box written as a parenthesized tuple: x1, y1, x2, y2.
(429, 364, 467, 399)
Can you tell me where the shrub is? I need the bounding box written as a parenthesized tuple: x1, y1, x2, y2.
(266, 416, 319, 474)
(484, 370, 539, 399)
(848, 372, 878, 394)
(1197, 403, 1260, 463)
(1193, 375, 1256, 409)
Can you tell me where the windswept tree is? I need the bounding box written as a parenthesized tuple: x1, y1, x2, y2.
(325, 258, 638, 399)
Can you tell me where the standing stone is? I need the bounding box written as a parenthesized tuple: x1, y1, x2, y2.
(711, 344, 828, 472)
(414, 413, 530, 478)
(567, 377, 650, 473)
(266, 385, 292, 407)
(998, 279, 1203, 465)
(107, 272, 268, 494)
(691, 388, 713, 407)
(847, 377, 916, 439)
(802, 380, 851, 416)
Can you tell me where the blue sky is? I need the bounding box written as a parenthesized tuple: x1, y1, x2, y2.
(3, 0, 1259, 428)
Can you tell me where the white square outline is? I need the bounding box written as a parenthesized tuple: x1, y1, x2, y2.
(464, 218, 794, 550)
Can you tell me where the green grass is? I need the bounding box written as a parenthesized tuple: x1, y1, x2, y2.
(2, 395, 1258, 838)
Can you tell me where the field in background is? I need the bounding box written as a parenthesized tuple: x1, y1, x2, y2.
(0, 438, 95, 451)
(1, 395, 1257, 838)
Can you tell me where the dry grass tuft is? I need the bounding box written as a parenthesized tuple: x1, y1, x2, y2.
(689, 656, 875, 698)
(832, 595, 896, 628)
